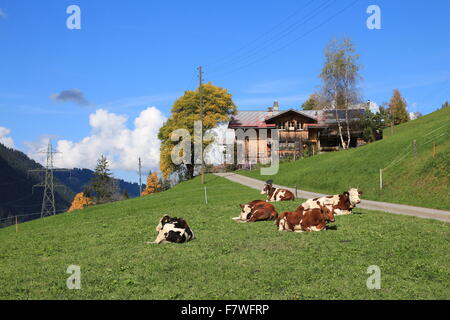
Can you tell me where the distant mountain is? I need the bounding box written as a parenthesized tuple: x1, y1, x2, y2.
(55, 168, 143, 199)
(0, 143, 144, 228)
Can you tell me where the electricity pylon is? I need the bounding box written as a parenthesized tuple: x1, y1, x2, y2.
(28, 140, 69, 218)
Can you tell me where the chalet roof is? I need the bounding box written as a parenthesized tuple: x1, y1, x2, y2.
(228, 111, 278, 128)
(265, 108, 317, 122)
(228, 108, 366, 129)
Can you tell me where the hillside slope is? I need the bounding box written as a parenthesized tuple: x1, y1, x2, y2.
(240, 107, 450, 210)
(0, 175, 448, 299)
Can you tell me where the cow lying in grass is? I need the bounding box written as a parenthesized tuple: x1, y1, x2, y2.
(148, 215, 195, 244)
(232, 200, 279, 223)
(260, 180, 295, 202)
(302, 188, 362, 216)
(275, 204, 335, 232)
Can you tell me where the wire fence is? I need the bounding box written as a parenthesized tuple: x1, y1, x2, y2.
(379, 123, 448, 189)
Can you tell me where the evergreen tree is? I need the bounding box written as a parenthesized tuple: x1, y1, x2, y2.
(90, 155, 114, 203)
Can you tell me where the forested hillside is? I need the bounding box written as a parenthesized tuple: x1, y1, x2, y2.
(0, 143, 72, 227)
(0, 144, 144, 228)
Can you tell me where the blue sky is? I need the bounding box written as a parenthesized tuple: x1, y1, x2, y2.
(0, 0, 449, 182)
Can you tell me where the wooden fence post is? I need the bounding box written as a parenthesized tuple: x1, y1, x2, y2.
(412, 140, 417, 157)
(433, 142, 436, 158)
(15, 216, 18, 233)
(204, 186, 208, 205)
(379, 169, 383, 190)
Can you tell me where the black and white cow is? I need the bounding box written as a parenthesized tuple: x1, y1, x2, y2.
(260, 180, 295, 202)
(149, 215, 195, 244)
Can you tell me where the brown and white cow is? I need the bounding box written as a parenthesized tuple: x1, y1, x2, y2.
(232, 200, 278, 223)
(275, 204, 335, 233)
(260, 181, 295, 202)
(302, 188, 362, 216)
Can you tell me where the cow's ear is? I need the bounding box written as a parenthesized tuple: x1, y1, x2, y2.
(239, 204, 244, 209)
(359, 191, 363, 195)
(162, 215, 170, 222)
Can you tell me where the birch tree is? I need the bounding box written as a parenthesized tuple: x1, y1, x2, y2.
(319, 38, 362, 149)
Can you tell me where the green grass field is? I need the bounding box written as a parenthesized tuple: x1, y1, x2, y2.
(240, 107, 450, 210)
(0, 175, 449, 300)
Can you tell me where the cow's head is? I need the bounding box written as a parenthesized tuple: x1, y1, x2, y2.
(348, 188, 362, 207)
(239, 204, 253, 220)
(156, 215, 171, 232)
(260, 181, 273, 195)
(322, 206, 335, 223)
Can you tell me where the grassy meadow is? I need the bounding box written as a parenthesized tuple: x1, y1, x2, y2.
(0, 175, 449, 300)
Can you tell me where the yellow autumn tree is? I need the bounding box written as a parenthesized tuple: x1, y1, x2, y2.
(141, 172, 161, 196)
(68, 192, 93, 212)
(158, 82, 237, 179)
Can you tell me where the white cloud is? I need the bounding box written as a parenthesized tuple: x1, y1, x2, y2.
(0, 126, 14, 148)
(27, 107, 166, 173)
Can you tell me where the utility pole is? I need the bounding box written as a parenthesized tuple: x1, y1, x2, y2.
(198, 66, 205, 184)
(138, 157, 142, 196)
(390, 107, 394, 137)
(28, 140, 69, 218)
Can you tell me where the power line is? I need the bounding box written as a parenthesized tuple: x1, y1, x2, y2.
(0, 210, 68, 223)
(208, 0, 336, 74)
(205, 0, 316, 69)
(0, 193, 35, 206)
(27, 140, 69, 218)
(209, 0, 359, 79)
(199, 66, 205, 185)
